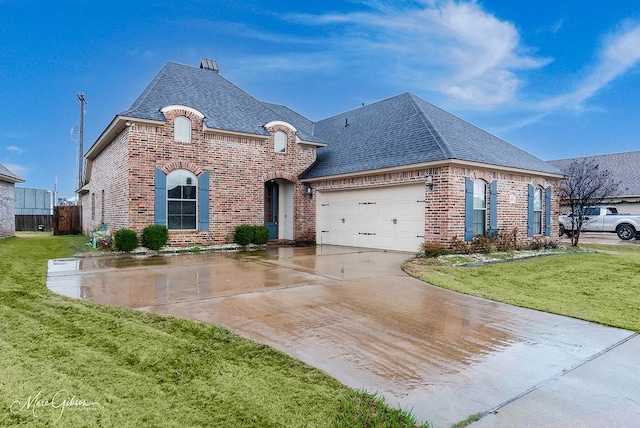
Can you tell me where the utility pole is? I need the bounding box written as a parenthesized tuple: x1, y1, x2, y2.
(77, 93, 86, 192)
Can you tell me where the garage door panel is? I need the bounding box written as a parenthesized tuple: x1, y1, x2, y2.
(317, 184, 425, 252)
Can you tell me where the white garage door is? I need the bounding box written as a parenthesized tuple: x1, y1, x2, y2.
(316, 184, 426, 252)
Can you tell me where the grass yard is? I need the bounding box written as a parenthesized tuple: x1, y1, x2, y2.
(403, 244, 640, 332)
(0, 234, 428, 427)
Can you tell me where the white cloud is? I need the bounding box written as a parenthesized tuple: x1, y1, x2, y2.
(6, 145, 23, 154)
(284, 0, 549, 108)
(542, 22, 640, 110)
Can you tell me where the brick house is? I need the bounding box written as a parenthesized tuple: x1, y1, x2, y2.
(0, 163, 24, 239)
(80, 59, 562, 251)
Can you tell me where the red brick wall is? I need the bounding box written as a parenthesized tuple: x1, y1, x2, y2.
(81, 127, 130, 234)
(310, 163, 560, 245)
(82, 110, 317, 246)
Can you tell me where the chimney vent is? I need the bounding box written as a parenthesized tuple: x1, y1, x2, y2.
(200, 58, 219, 73)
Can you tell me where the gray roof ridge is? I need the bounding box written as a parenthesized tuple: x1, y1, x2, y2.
(549, 150, 640, 161)
(405, 93, 453, 159)
(120, 62, 172, 116)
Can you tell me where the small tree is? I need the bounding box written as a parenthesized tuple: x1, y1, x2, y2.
(557, 158, 619, 246)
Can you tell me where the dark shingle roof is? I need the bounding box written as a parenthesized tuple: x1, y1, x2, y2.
(118, 62, 560, 179)
(120, 62, 322, 139)
(549, 151, 640, 196)
(301, 93, 561, 178)
(0, 163, 23, 183)
(261, 102, 326, 144)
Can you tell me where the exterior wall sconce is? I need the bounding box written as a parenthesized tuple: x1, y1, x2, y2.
(305, 183, 313, 198)
(426, 174, 434, 190)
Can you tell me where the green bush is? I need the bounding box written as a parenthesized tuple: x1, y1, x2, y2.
(421, 242, 450, 258)
(234, 225, 254, 246)
(234, 225, 271, 246)
(142, 225, 169, 250)
(114, 228, 139, 252)
(252, 226, 270, 245)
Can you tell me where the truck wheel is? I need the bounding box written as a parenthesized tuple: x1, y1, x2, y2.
(616, 224, 636, 240)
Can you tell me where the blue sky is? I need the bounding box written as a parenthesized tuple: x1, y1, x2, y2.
(1, 1, 639, 199)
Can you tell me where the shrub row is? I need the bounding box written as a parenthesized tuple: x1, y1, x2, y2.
(421, 228, 559, 257)
(234, 225, 270, 246)
(113, 225, 169, 252)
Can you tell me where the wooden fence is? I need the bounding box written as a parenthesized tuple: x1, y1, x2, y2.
(15, 215, 53, 232)
(53, 206, 81, 235)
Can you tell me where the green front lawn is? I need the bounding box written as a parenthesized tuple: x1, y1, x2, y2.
(403, 244, 640, 332)
(0, 235, 428, 427)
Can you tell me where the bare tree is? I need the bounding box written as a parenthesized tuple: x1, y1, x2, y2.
(557, 157, 619, 246)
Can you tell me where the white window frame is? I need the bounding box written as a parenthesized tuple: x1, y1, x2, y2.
(274, 131, 287, 153)
(473, 180, 486, 237)
(166, 169, 198, 230)
(533, 186, 543, 235)
(174, 116, 191, 143)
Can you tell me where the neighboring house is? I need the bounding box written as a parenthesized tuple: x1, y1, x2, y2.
(80, 59, 562, 252)
(0, 163, 24, 239)
(549, 151, 640, 214)
(14, 187, 54, 231)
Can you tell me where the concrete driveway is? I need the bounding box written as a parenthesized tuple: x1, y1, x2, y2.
(47, 245, 640, 427)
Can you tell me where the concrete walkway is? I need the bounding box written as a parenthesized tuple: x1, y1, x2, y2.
(47, 246, 640, 427)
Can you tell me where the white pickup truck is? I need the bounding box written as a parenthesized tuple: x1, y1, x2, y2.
(559, 206, 640, 240)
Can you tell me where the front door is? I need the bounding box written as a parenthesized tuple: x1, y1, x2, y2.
(264, 181, 279, 239)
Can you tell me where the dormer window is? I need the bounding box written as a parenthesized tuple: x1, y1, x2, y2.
(274, 131, 286, 153)
(175, 116, 191, 142)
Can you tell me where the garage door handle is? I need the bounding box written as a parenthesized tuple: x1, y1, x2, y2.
(359, 232, 376, 236)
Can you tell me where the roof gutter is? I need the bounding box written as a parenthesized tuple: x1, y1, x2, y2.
(300, 158, 564, 183)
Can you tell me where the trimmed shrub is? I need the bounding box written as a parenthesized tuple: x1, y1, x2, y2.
(142, 225, 169, 250)
(114, 228, 139, 252)
(252, 226, 270, 245)
(421, 242, 450, 258)
(234, 225, 254, 246)
(234, 225, 271, 246)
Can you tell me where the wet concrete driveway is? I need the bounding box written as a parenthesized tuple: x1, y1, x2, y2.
(47, 246, 639, 427)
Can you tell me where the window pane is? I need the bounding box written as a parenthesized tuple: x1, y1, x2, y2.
(473, 181, 486, 209)
(182, 201, 196, 215)
(168, 185, 181, 199)
(168, 201, 181, 214)
(534, 187, 542, 211)
(175, 116, 191, 142)
(534, 212, 542, 235)
(168, 215, 182, 229)
(182, 215, 196, 230)
(183, 186, 196, 199)
(473, 209, 486, 236)
(274, 131, 286, 153)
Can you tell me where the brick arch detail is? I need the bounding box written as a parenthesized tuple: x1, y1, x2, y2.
(160, 161, 203, 176)
(261, 171, 299, 184)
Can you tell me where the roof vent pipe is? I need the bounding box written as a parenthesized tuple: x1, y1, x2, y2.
(200, 58, 219, 73)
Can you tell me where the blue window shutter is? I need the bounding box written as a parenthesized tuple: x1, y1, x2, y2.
(464, 178, 474, 241)
(489, 180, 498, 238)
(154, 168, 166, 226)
(544, 186, 552, 237)
(527, 184, 534, 237)
(198, 171, 210, 231)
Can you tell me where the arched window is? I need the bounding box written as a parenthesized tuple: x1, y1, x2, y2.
(473, 180, 486, 237)
(167, 169, 197, 230)
(174, 116, 191, 142)
(274, 131, 287, 153)
(533, 186, 543, 235)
